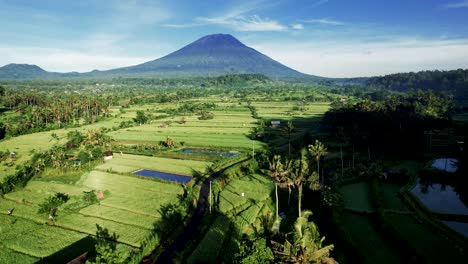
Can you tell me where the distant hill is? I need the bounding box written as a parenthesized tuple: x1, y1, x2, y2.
(367, 69, 468, 105)
(367, 69, 468, 92)
(0, 64, 51, 79)
(0, 34, 318, 80)
(0, 64, 81, 79)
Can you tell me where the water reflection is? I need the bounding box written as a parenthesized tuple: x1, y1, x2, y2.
(412, 180, 468, 215)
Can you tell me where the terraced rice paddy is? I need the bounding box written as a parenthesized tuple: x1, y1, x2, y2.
(109, 105, 263, 149)
(341, 212, 400, 264)
(386, 214, 466, 263)
(188, 173, 274, 262)
(95, 154, 211, 176)
(339, 182, 374, 212)
(0, 158, 186, 260)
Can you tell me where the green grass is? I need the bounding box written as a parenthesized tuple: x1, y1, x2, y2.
(339, 182, 374, 212)
(94, 153, 211, 176)
(0, 214, 88, 258)
(108, 106, 264, 149)
(188, 216, 231, 264)
(0, 160, 186, 258)
(341, 212, 401, 264)
(79, 204, 158, 230)
(218, 174, 273, 214)
(0, 245, 38, 264)
(379, 184, 409, 211)
(55, 213, 150, 247)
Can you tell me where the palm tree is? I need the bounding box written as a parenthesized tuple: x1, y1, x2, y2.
(336, 127, 346, 180)
(272, 210, 335, 263)
(283, 120, 295, 156)
(289, 149, 313, 217)
(308, 140, 328, 184)
(266, 155, 290, 219)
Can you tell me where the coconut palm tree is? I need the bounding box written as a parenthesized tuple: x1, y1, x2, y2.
(266, 155, 290, 219)
(272, 210, 335, 264)
(283, 120, 296, 156)
(290, 148, 317, 217)
(308, 140, 328, 184)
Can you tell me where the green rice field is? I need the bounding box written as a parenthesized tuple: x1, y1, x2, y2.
(339, 182, 374, 212)
(95, 153, 211, 175)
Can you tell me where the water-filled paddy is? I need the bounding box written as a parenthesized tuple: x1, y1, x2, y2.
(442, 220, 468, 238)
(411, 182, 468, 215)
(431, 158, 458, 172)
(134, 169, 192, 183)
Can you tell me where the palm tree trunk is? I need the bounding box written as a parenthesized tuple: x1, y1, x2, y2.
(352, 144, 355, 169)
(275, 183, 279, 218)
(368, 143, 371, 160)
(298, 184, 303, 217)
(288, 187, 291, 206)
(317, 159, 321, 183)
(340, 145, 344, 179)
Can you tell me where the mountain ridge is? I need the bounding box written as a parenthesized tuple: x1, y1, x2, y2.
(0, 34, 317, 80)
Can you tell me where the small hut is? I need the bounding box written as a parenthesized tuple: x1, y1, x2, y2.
(103, 151, 113, 161)
(270, 120, 281, 128)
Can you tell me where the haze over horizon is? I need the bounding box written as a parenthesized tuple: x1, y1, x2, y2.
(1, 0, 468, 78)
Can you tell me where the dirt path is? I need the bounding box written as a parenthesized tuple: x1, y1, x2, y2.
(153, 158, 250, 264)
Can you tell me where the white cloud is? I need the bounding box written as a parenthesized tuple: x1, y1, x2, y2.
(444, 1, 468, 8)
(250, 38, 468, 77)
(196, 14, 287, 32)
(0, 46, 154, 72)
(292, 23, 304, 30)
(164, 1, 287, 32)
(301, 18, 345, 26)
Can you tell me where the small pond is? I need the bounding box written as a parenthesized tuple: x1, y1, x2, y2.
(411, 181, 468, 215)
(134, 169, 191, 184)
(442, 221, 468, 238)
(178, 148, 240, 158)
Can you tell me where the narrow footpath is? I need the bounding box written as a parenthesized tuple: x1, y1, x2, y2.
(153, 158, 250, 264)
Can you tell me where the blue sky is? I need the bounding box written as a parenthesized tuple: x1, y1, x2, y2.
(1, 0, 468, 77)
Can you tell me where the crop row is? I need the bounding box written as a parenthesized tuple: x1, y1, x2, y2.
(187, 216, 231, 264)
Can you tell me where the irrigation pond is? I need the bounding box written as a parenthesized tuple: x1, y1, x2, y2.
(134, 169, 192, 184)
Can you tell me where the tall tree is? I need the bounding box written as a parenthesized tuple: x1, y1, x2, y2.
(266, 155, 290, 219)
(290, 149, 310, 217)
(283, 120, 296, 156)
(308, 140, 328, 184)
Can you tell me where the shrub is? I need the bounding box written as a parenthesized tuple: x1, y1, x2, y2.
(198, 111, 214, 120)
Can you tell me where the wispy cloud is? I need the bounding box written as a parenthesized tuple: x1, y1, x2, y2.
(301, 18, 345, 26)
(444, 1, 468, 8)
(292, 23, 304, 30)
(163, 0, 287, 31)
(197, 15, 287, 31)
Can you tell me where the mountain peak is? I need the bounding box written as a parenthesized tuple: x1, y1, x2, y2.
(191, 34, 244, 47)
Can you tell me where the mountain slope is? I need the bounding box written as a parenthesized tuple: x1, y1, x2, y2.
(96, 34, 308, 78)
(0, 34, 315, 79)
(0, 64, 51, 79)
